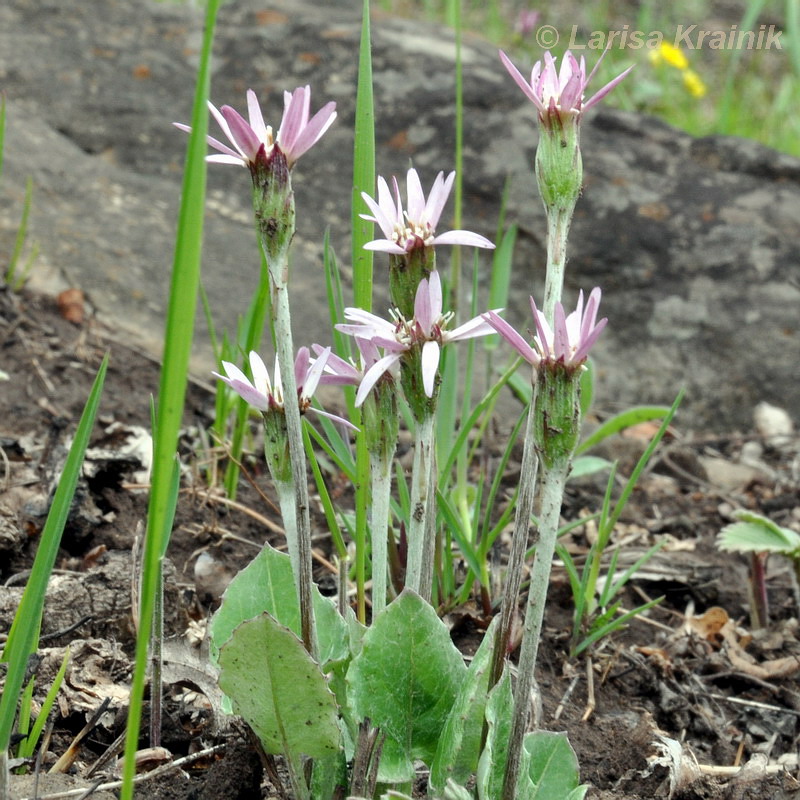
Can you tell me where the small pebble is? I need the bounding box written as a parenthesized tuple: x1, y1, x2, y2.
(753, 402, 795, 448)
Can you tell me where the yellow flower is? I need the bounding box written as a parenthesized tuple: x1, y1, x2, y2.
(682, 69, 707, 98)
(650, 42, 689, 70)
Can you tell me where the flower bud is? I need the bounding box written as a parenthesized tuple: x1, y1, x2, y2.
(249, 145, 295, 287)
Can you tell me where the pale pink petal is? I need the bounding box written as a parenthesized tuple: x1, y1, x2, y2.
(310, 407, 359, 431)
(294, 346, 312, 393)
(219, 360, 251, 387)
(552, 303, 571, 360)
(225, 379, 271, 411)
(583, 65, 634, 112)
(433, 230, 495, 249)
(362, 239, 407, 255)
(220, 106, 261, 161)
(370, 337, 408, 353)
(302, 347, 329, 399)
(421, 340, 441, 397)
(499, 50, 545, 113)
(355, 337, 380, 369)
(246, 89, 270, 142)
(249, 351, 272, 398)
(530, 297, 553, 360)
(428, 269, 443, 321)
(361, 189, 395, 239)
(288, 101, 337, 162)
(482, 311, 539, 365)
(343, 308, 397, 331)
(405, 169, 425, 223)
(573, 317, 607, 363)
(356, 354, 402, 406)
(425, 171, 455, 229)
(448, 315, 498, 342)
(276, 86, 306, 153)
(206, 155, 248, 166)
(414, 277, 433, 332)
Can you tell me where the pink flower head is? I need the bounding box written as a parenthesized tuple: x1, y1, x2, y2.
(361, 169, 495, 255)
(484, 287, 606, 368)
(499, 49, 632, 126)
(214, 348, 355, 429)
(337, 270, 498, 404)
(514, 10, 541, 37)
(174, 86, 336, 169)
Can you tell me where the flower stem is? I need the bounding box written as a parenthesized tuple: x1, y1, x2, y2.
(272, 282, 317, 659)
(542, 206, 573, 326)
(405, 413, 437, 600)
(275, 478, 299, 579)
(502, 462, 569, 800)
(489, 382, 540, 691)
(369, 452, 394, 617)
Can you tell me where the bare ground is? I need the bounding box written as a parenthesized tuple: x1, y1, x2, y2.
(1, 285, 799, 800)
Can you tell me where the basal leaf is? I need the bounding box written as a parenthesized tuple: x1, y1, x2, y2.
(346, 590, 467, 783)
(217, 612, 340, 760)
(210, 543, 349, 668)
(717, 511, 800, 555)
(430, 617, 498, 794)
(476, 667, 513, 800)
(521, 730, 587, 800)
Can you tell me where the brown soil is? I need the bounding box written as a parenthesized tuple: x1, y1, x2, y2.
(1, 286, 799, 800)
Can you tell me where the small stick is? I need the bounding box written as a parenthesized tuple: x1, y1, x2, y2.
(18, 743, 227, 800)
(49, 698, 112, 774)
(581, 656, 596, 722)
(553, 674, 580, 720)
(705, 692, 800, 718)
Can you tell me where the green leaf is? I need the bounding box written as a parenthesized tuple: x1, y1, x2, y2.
(210, 544, 349, 669)
(218, 612, 340, 759)
(576, 405, 673, 455)
(520, 730, 587, 800)
(346, 590, 467, 782)
(430, 618, 498, 794)
(476, 667, 513, 800)
(0, 355, 107, 752)
(569, 455, 613, 480)
(717, 510, 800, 555)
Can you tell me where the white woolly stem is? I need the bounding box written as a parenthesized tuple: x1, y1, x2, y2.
(489, 381, 540, 691)
(369, 453, 393, 617)
(275, 478, 299, 581)
(542, 206, 572, 326)
(272, 282, 317, 659)
(502, 462, 569, 800)
(405, 413, 436, 599)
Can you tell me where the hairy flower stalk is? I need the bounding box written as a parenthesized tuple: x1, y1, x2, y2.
(500, 50, 630, 322)
(361, 169, 494, 319)
(484, 290, 606, 799)
(181, 86, 337, 658)
(315, 341, 399, 616)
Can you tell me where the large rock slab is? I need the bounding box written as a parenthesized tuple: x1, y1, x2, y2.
(0, 0, 797, 430)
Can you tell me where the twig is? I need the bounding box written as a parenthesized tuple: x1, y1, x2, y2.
(704, 692, 800, 718)
(49, 698, 111, 774)
(581, 656, 596, 722)
(40, 615, 94, 642)
(553, 673, 580, 720)
(17, 743, 227, 800)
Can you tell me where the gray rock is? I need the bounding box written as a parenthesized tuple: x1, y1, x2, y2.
(1, 0, 797, 431)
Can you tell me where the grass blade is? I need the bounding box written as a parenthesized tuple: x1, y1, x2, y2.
(0, 354, 108, 754)
(119, 1, 221, 794)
